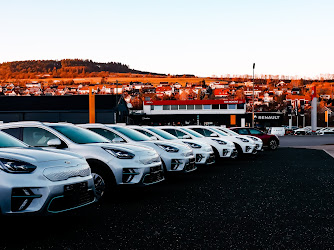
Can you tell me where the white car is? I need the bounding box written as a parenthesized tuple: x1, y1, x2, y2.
(186, 125, 257, 156)
(0, 131, 96, 215)
(129, 125, 215, 165)
(213, 126, 263, 152)
(0, 122, 165, 200)
(159, 126, 238, 160)
(79, 124, 197, 173)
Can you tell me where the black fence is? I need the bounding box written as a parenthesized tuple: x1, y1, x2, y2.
(0, 95, 128, 124)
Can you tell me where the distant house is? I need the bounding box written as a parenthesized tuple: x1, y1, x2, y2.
(26, 82, 41, 88)
(4, 90, 17, 96)
(156, 86, 172, 98)
(213, 88, 229, 98)
(209, 81, 229, 89)
(291, 87, 301, 95)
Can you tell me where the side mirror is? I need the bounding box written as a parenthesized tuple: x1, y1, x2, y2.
(150, 136, 158, 141)
(112, 137, 125, 143)
(47, 138, 62, 147)
(210, 133, 219, 137)
(182, 135, 191, 139)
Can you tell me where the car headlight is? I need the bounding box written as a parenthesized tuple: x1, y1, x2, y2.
(0, 159, 36, 174)
(104, 148, 135, 159)
(248, 136, 259, 141)
(155, 144, 179, 153)
(211, 139, 227, 145)
(182, 141, 202, 149)
(236, 137, 250, 143)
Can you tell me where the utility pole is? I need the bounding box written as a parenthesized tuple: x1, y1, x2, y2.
(252, 63, 255, 128)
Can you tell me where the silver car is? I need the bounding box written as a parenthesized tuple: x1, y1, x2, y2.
(79, 124, 197, 173)
(0, 122, 165, 200)
(129, 125, 215, 166)
(0, 131, 96, 215)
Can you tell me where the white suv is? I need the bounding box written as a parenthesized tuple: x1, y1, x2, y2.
(0, 131, 96, 215)
(79, 124, 197, 173)
(186, 126, 257, 156)
(129, 125, 215, 165)
(0, 122, 165, 200)
(159, 126, 238, 160)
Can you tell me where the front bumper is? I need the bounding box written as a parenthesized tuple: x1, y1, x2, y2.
(195, 151, 215, 165)
(0, 175, 95, 215)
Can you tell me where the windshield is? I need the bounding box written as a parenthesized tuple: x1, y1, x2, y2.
(0, 131, 27, 148)
(179, 128, 204, 138)
(215, 127, 239, 136)
(50, 125, 110, 144)
(210, 127, 228, 136)
(110, 126, 150, 141)
(147, 128, 177, 140)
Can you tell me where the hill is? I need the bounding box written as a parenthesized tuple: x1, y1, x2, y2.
(0, 59, 174, 79)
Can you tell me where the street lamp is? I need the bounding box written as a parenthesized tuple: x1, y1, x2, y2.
(252, 63, 255, 127)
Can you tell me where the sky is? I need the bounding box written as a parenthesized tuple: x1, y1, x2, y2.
(0, 0, 333, 78)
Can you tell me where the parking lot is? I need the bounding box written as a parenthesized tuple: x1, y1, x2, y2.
(2, 145, 334, 249)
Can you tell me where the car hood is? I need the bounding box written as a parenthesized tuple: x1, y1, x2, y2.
(142, 140, 192, 151)
(0, 147, 81, 164)
(87, 142, 158, 155)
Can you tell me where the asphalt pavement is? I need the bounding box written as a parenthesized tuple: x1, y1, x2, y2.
(2, 147, 334, 249)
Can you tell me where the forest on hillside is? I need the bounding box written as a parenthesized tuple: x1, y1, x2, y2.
(0, 59, 165, 79)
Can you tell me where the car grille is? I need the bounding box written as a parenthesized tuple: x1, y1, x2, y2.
(206, 153, 215, 164)
(43, 164, 91, 182)
(48, 183, 95, 213)
(184, 158, 196, 172)
(143, 165, 164, 184)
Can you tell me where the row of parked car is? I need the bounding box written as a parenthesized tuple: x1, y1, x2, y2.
(0, 122, 280, 215)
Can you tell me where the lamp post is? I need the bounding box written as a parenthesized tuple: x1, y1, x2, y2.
(252, 63, 255, 127)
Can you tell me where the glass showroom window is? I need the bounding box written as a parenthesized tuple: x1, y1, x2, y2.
(163, 105, 171, 110)
(155, 105, 163, 111)
(171, 105, 178, 110)
(203, 105, 211, 110)
(195, 105, 202, 110)
(212, 104, 219, 109)
(179, 105, 186, 110)
(228, 104, 236, 109)
(150, 105, 154, 110)
(220, 104, 227, 109)
(187, 105, 194, 110)
(237, 104, 245, 109)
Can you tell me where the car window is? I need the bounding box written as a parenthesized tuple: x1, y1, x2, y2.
(22, 127, 59, 147)
(191, 128, 206, 136)
(110, 126, 150, 141)
(89, 128, 126, 142)
(180, 128, 203, 138)
(176, 130, 188, 139)
(2, 128, 20, 139)
(236, 128, 250, 135)
(50, 125, 110, 144)
(147, 128, 177, 140)
(134, 129, 157, 139)
(249, 128, 264, 135)
(0, 131, 27, 148)
(162, 129, 178, 137)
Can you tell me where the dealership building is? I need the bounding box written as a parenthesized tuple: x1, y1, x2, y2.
(128, 99, 284, 127)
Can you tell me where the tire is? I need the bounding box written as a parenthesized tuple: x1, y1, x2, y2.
(230, 149, 238, 159)
(88, 160, 116, 201)
(212, 147, 221, 163)
(269, 139, 278, 150)
(234, 143, 243, 156)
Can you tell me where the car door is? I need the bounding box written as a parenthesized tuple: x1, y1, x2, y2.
(21, 127, 68, 148)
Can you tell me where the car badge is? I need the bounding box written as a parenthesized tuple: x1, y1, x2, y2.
(65, 161, 71, 164)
